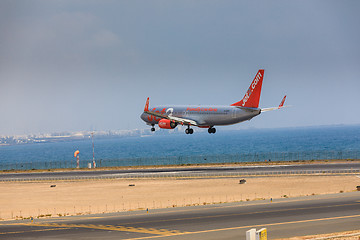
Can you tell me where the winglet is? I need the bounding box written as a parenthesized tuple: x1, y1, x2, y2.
(144, 97, 149, 112)
(261, 95, 289, 112)
(278, 95, 286, 109)
(231, 69, 264, 108)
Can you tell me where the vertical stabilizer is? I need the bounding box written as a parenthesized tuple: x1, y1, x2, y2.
(144, 97, 149, 112)
(231, 69, 264, 108)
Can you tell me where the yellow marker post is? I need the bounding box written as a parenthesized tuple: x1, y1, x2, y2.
(256, 228, 267, 240)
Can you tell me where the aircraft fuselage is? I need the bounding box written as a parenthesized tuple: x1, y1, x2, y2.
(140, 105, 261, 127)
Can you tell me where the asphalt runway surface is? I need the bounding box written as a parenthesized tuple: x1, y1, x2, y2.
(1, 192, 359, 239)
(1, 162, 360, 180)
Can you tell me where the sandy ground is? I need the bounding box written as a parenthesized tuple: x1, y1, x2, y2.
(275, 230, 360, 240)
(0, 175, 359, 220)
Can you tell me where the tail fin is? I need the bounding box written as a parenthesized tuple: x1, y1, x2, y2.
(231, 69, 264, 108)
(144, 97, 149, 112)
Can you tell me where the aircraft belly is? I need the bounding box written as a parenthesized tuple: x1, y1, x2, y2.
(201, 110, 259, 126)
(203, 116, 249, 126)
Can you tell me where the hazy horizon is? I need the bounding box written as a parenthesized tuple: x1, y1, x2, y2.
(2, 123, 359, 138)
(1, 1, 359, 135)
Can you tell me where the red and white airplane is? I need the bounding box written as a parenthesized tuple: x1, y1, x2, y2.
(140, 69, 287, 134)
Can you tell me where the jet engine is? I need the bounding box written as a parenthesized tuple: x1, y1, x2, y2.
(158, 119, 177, 129)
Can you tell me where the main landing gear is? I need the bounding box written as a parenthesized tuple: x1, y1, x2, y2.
(151, 124, 155, 132)
(208, 127, 216, 134)
(185, 126, 194, 134)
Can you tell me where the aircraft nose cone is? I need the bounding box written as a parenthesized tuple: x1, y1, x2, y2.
(140, 112, 147, 122)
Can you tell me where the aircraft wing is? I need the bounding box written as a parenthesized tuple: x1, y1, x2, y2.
(261, 95, 289, 112)
(167, 115, 198, 126)
(144, 97, 198, 126)
(144, 110, 198, 126)
(144, 109, 165, 119)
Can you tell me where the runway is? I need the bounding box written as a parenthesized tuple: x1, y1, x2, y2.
(1, 192, 359, 239)
(1, 162, 360, 181)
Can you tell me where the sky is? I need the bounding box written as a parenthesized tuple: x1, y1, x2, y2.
(0, 0, 359, 135)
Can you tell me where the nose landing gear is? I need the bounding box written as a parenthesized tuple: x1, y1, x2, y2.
(151, 124, 155, 132)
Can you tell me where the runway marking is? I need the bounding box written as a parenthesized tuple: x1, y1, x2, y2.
(122, 214, 360, 239)
(0, 222, 188, 236)
(0, 227, 71, 235)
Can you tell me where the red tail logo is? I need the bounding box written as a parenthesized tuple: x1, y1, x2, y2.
(231, 69, 264, 108)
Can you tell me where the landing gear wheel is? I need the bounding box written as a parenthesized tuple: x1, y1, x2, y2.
(208, 127, 216, 134)
(185, 127, 194, 134)
(151, 127, 155, 132)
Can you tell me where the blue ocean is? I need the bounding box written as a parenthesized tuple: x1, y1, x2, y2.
(0, 125, 360, 169)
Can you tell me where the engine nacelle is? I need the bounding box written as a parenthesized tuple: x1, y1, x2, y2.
(158, 119, 177, 129)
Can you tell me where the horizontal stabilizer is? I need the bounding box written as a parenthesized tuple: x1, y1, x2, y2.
(261, 95, 288, 112)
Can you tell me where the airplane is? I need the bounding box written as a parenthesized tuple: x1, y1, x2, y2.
(140, 69, 287, 134)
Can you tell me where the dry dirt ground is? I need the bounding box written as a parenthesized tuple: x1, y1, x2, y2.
(275, 230, 360, 240)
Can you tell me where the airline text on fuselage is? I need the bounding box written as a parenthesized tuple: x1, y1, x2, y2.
(186, 107, 218, 112)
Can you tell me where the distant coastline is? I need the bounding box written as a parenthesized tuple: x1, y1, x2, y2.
(1, 124, 359, 146)
(0, 129, 153, 146)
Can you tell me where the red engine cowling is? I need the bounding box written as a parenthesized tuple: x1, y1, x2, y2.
(158, 119, 177, 129)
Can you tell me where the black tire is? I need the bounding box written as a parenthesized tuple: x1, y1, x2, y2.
(208, 128, 212, 134)
(151, 127, 155, 132)
(212, 128, 216, 134)
(185, 129, 189, 134)
(189, 129, 194, 134)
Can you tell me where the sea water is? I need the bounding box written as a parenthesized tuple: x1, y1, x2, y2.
(0, 125, 359, 168)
